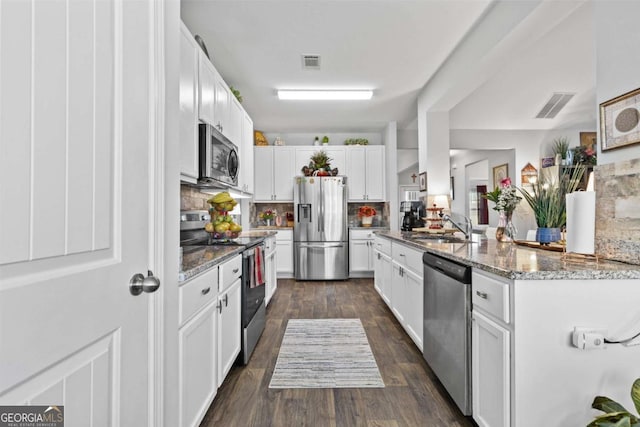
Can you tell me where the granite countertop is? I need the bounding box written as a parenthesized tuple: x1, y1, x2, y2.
(376, 231, 640, 281)
(252, 226, 293, 231)
(179, 231, 277, 283)
(350, 226, 389, 230)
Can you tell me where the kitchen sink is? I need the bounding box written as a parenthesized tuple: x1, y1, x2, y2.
(409, 235, 474, 244)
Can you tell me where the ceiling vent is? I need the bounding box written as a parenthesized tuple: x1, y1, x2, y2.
(535, 92, 575, 119)
(302, 55, 321, 70)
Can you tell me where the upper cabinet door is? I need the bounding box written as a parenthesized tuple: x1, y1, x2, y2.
(228, 97, 243, 146)
(198, 53, 216, 125)
(346, 146, 367, 201)
(273, 147, 295, 201)
(365, 146, 385, 201)
(213, 73, 230, 136)
(241, 113, 254, 194)
(253, 147, 274, 201)
(179, 24, 199, 182)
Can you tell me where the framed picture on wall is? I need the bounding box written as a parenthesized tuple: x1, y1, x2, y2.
(492, 164, 508, 188)
(419, 172, 427, 192)
(600, 87, 640, 151)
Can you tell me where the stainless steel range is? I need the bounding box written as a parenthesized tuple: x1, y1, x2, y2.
(180, 210, 266, 365)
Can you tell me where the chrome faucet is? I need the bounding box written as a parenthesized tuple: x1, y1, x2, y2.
(440, 213, 473, 240)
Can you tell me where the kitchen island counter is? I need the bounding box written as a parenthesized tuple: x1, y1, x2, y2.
(180, 231, 276, 283)
(376, 231, 640, 280)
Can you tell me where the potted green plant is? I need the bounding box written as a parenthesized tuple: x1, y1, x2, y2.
(518, 165, 585, 244)
(588, 378, 640, 426)
(309, 150, 332, 175)
(322, 135, 329, 145)
(552, 136, 571, 165)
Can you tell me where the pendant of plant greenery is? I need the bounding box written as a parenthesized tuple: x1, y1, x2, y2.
(588, 378, 640, 427)
(518, 165, 585, 228)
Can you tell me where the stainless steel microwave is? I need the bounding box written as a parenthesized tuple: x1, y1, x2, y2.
(198, 123, 239, 187)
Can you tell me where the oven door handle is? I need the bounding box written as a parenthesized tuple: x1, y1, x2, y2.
(297, 244, 345, 249)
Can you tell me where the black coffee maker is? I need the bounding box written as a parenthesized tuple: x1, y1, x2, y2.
(400, 201, 426, 231)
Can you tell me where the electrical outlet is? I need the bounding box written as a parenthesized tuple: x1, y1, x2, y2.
(572, 327, 607, 350)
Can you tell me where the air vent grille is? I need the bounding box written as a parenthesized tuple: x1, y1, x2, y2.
(535, 92, 575, 119)
(302, 55, 320, 70)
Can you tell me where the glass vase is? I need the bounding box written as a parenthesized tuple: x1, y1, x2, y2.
(496, 211, 517, 242)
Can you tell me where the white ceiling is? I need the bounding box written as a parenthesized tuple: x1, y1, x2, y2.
(449, 1, 595, 131)
(180, 0, 492, 132)
(180, 1, 596, 138)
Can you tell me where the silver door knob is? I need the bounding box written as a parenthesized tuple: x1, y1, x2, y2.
(129, 270, 161, 296)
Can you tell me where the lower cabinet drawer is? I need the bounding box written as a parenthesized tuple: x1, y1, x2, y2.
(219, 254, 242, 293)
(179, 268, 218, 325)
(472, 270, 510, 323)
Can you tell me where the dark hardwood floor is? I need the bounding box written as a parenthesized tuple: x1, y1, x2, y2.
(200, 278, 474, 427)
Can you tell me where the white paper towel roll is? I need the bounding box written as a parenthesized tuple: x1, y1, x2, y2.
(566, 192, 596, 254)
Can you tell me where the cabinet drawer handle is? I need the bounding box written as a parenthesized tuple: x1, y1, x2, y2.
(476, 291, 488, 299)
(217, 301, 223, 313)
(233, 268, 239, 274)
(201, 287, 211, 295)
(223, 293, 229, 307)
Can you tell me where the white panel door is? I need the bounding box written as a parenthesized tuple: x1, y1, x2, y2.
(218, 279, 241, 386)
(365, 146, 386, 201)
(349, 240, 371, 273)
(346, 147, 367, 201)
(179, 23, 199, 182)
(253, 147, 274, 201)
(0, 1, 158, 425)
(273, 147, 295, 201)
(198, 53, 216, 125)
(241, 113, 254, 194)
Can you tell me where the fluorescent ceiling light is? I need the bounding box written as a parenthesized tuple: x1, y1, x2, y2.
(277, 90, 373, 100)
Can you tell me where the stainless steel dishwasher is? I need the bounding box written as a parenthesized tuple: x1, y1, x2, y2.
(422, 252, 472, 416)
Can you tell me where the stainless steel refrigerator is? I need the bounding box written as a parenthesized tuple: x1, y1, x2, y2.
(294, 176, 348, 280)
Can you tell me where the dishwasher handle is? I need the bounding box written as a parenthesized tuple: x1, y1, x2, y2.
(423, 252, 471, 284)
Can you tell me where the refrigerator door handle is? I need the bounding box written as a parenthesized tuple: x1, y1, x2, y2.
(297, 244, 345, 249)
(319, 180, 324, 233)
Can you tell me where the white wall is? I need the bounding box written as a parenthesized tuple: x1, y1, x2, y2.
(594, 1, 640, 165)
(384, 122, 399, 231)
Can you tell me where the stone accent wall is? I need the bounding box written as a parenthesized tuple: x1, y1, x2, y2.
(595, 159, 640, 264)
(180, 185, 210, 211)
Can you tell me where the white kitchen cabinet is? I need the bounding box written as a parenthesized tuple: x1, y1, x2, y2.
(217, 278, 241, 386)
(179, 301, 217, 427)
(374, 236, 424, 351)
(373, 236, 392, 305)
(472, 269, 511, 427)
(391, 241, 424, 351)
(179, 23, 200, 183)
(264, 236, 277, 305)
(253, 147, 296, 201)
(472, 310, 510, 427)
(391, 261, 407, 325)
(346, 146, 385, 201)
(349, 229, 375, 277)
(295, 147, 346, 176)
(228, 97, 243, 148)
(404, 266, 423, 351)
(217, 255, 242, 386)
(239, 112, 254, 194)
(198, 50, 233, 141)
(373, 249, 392, 306)
(198, 51, 216, 126)
(213, 72, 231, 137)
(276, 229, 294, 277)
